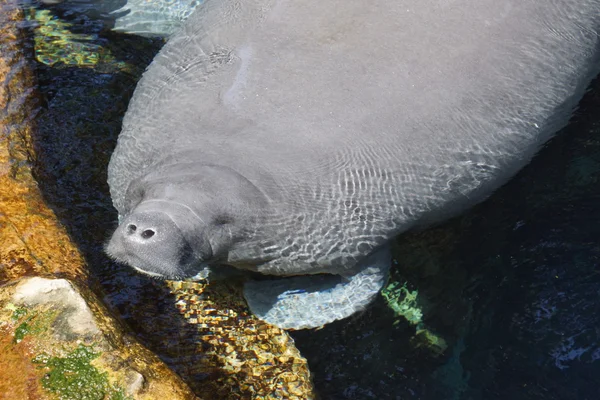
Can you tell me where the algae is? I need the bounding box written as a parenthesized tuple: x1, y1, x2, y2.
(33, 344, 133, 400)
(7, 303, 58, 344)
(381, 280, 423, 325)
(7, 303, 28, 321)
(381, 280, 448, 355)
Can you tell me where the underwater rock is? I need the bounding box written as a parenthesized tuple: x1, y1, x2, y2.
(155, 279, 315, 398)
(0, 0, 87, 283)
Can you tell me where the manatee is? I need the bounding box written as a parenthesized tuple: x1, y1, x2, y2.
(106, 0, 600, 329)
(37, 0, 202, 37)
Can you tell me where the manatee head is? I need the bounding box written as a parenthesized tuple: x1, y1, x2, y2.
(106, 164, 270, 279)
(106, 200, 215, 279)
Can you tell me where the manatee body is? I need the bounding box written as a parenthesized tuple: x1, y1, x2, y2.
(38, 0, 202, 37)
(106, 0, 600, 329)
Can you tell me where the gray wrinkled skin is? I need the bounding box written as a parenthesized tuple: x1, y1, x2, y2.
(106, 0, 600, 329)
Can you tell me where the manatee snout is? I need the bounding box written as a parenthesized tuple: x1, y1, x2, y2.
(124, 219, 156, 242)
(106, 208, 207, 279)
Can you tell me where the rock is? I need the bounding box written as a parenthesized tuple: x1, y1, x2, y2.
(12, 277, 101, 339)
(0, 276, 198, 399)
(0, 0, 86, 284)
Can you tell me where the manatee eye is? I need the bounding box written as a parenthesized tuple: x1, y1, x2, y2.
(141, 229, 155, 239)
(127, 224, 137, 234)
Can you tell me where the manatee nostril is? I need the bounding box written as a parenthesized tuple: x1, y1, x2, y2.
(141, 229, 155, 239)
(127, 224, 137, 234)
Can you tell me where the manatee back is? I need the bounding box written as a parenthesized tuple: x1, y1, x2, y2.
(109, 0, 600, 230)
(108, 0, 276, 215)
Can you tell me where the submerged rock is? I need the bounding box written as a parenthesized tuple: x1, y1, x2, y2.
(0, 1, 86, 284)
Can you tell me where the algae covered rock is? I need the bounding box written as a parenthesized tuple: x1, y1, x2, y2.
(0, 276, 198, 399)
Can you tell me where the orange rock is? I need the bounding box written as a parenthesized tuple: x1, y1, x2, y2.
(0, 0, 86, 284)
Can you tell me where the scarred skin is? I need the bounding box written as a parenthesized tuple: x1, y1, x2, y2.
(106, 0, 600, 329)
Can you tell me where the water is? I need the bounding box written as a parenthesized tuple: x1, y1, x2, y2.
(292, 81, 600, 398)
(10, 1, 600, 399)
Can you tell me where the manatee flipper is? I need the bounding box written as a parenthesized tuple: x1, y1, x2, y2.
(38, 0, 203, 37)
(244, 246, 391, 330)
(111, 0, 203, 37)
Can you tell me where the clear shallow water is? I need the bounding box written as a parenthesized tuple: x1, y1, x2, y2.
(16, 2, 600, 399)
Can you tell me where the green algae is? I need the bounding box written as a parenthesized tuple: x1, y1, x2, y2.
(411, 328, 448, 356)
(381, 280, 423, 325)
(381, 281, 448, 355)
(6, 303, 58, 344)
(14, 320, 33, 343)
(7, 303, 28, 322)
(33, 344, 132, 400)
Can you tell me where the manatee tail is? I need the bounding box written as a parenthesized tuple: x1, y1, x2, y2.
(111, 0, 203, 37)
(244, 246, 391, 330)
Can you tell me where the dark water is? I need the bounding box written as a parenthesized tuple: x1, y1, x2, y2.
(292, 75, 600, 399)
(22, 2, 600, 399)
